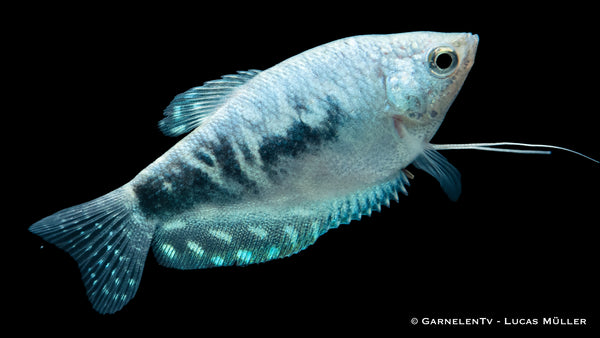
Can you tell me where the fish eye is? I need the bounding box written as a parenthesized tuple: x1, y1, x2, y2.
(428, 46, 458, 78)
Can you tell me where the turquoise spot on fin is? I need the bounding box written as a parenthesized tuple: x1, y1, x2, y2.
(29, 188, 154, 314)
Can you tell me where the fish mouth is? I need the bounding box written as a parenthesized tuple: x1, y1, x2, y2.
(459, 32, 479, 49)
(467, 33, 479, 48)
(461, 33, 479, 70)
(421, 33, 479, 143)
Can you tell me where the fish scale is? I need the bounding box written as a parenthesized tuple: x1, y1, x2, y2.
(30, 32, 480, 313)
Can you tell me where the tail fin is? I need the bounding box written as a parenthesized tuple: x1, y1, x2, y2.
(29, 187, 154, 314)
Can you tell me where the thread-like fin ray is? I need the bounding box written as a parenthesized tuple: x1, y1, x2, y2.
(159, 69, 262, 137)
(431, 142, 599, 164)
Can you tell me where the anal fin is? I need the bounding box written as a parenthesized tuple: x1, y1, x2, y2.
(152, 172, 410, 270)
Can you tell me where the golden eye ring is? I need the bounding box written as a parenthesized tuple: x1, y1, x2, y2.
(428, 46, 458, 78)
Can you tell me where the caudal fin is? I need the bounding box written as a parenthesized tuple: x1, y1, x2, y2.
(29, 187, 154, 314)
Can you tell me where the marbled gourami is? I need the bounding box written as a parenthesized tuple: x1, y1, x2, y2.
(30, 32, 479, 313)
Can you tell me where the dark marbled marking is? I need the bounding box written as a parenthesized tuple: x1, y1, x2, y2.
(212, 133, 258, 192)
(134, 95, 346, 217)
(194, 152, 214, 167)
(259, 95, 345, 175)
(133, 159, 235, 218)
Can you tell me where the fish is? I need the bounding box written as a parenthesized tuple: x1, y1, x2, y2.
(33, 31, 575, 314)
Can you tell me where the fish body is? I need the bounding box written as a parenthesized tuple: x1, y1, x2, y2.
(30, 32, 479, 313)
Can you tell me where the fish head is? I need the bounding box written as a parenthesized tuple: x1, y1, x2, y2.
(384, 32, 478, 143)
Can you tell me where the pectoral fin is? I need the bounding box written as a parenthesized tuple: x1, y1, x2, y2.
(412, 146, 461, 201)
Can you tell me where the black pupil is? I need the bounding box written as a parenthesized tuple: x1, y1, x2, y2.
(435, 53, 453, 69)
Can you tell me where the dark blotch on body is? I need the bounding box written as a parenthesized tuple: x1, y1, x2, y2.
(212, 133, 258, 192)
(133, 159, 235, 218)
(259, 95, 344, 177)
(134, 95, 345, 217)
(194, 152, 214, 166)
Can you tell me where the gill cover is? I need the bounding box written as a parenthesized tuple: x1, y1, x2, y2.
(386, 60, 429, 121)
(386, 44, 461, 122)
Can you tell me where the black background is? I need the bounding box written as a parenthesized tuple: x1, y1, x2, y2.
(9, 2, 598, 335)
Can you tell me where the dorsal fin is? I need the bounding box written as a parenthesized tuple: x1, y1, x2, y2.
(159, 69, 261, 137)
